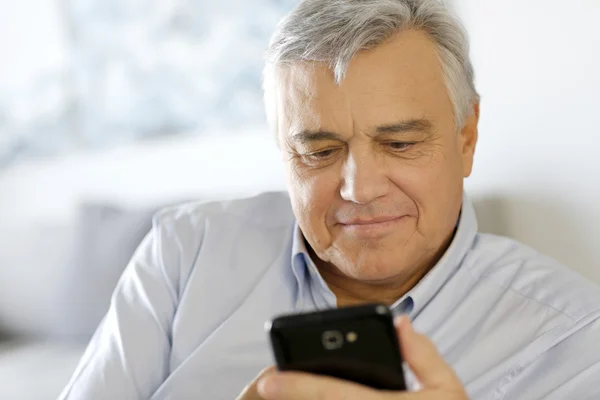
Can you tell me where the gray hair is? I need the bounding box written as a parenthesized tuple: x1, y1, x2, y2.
(263, 0, 479, 134)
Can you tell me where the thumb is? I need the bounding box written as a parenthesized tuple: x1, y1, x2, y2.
(394, 316, 462, 390)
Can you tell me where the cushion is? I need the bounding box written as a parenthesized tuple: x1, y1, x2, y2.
(0, 339, 86, 399)
(0, 223, 75, 337)
(52, 204, 156, 341)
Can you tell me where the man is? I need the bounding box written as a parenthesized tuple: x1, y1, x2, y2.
(60, 0, 600, 399)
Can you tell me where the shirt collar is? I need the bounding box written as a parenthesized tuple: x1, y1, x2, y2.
(290, 192, 478, 316)
(404, 193, 478, 317)
(291, 226, 337, 310)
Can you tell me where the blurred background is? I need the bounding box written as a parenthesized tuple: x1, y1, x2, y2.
(0, 0, 298, 165)
(0, 0, 599, 398)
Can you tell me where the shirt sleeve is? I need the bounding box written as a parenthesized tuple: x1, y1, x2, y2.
(58, 215, 183, 400)
(501, 312, 600, 400)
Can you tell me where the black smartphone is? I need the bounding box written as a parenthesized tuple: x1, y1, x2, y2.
(267, 303, 407, 391)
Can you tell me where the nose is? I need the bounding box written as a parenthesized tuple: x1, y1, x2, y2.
(340, 148, 389, 205)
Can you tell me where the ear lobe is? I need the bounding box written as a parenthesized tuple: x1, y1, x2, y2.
(460, 103, 480, 177)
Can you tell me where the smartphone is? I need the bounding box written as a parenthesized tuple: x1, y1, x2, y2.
(267, 303, 407, 391)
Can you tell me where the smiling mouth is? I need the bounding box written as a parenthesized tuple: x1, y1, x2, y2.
(338, 215, 409, 238)
(340, 216, 406, 226)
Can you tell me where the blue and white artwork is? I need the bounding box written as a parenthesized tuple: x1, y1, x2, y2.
(0, 0, 298, 167)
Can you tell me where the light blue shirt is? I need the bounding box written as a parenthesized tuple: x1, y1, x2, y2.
(60, 192, 600, 400)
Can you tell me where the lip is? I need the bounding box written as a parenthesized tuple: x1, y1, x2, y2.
(338, 215, 409, 238)
(340, 216, 405, 225)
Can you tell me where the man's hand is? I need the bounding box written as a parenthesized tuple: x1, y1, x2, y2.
(254, 316, 469, 400)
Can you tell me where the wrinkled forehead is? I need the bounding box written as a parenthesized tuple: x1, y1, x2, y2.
(271, 63, 324, 135)
(269, 31, 452, 139)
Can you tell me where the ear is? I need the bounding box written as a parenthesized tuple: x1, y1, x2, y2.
(460, 103, 480, 178)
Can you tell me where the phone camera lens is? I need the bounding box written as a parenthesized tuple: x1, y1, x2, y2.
(322, 330, 344, 350)
(375, 305, 388, 315)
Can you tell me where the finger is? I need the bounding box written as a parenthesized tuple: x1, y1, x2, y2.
(256, 366, 277, 378)
(395, 316, 463, 390)
(236, 366, 277, 400)
(257, 371, 396, 400)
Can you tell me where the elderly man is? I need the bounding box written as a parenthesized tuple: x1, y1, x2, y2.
(60, 0, 600, 399)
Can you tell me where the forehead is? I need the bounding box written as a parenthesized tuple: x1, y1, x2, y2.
(274, 30, 453, 136)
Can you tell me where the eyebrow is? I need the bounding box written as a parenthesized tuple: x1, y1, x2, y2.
(291, 118, 433, 145)
(375, 118, 434, 135)
(291, 130, 344, 145)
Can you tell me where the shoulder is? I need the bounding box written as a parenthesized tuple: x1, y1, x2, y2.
(152, 191, 295, 234)
(466, 235, 600, 398)
(137, 192, 295, 296)
(459, 234, 600, 395)
(147, 191, 295, 266)
(465, 233, 600, 322)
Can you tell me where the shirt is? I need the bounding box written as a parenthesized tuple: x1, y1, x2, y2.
(59, 191, 600, 400)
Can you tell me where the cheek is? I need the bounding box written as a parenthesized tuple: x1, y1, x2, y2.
(285, 163, 340, 244)
(387, 147, 463, 224)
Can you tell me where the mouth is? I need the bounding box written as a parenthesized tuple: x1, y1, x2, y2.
(341, 216, 405, 225)
(338, 215, 409, 238)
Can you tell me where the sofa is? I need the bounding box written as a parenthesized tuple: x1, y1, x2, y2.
(1, 128, 599, 399)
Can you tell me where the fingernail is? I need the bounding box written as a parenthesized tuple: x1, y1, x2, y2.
(394, 315, 412, 331)
(257, 375, 280, 399)
(394, 315, 406, 327)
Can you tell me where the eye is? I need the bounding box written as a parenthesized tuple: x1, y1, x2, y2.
(385, 142, 415, 151)
(309, 149, 336, 159)
(301, 148, 341, 165)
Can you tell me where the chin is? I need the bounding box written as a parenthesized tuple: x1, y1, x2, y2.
(327, 234, 411, 277)
(336, 249, 411, 283)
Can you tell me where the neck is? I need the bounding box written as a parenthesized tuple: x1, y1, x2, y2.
(308, 230, 455, 309)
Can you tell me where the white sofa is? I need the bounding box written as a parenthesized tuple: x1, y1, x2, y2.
(0, 340, 84, 399)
